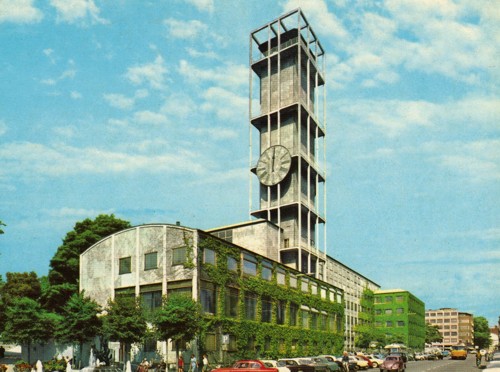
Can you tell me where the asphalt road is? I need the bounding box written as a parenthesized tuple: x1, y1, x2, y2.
(402, 356, 482, 371)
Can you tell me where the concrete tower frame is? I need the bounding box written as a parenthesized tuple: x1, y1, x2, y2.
(249, 9, 327, 279)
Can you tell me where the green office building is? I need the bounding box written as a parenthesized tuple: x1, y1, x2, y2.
(374, 289, 425, 350)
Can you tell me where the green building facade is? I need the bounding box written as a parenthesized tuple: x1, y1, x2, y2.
(374, 289, 425, 350)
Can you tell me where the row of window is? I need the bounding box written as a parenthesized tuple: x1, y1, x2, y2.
(115, 281, 342, 332)
(426, 311, 458, 316)
(117, 248, 343, 302)
(375, 321, 406, 327)
(428, 318, 458, 323)
(375, 308, 406, 315)
(374, 295, 405, 304)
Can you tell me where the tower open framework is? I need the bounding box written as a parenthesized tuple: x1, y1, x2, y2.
(249, 9, 327, 279)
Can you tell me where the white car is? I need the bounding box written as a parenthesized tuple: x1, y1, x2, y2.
(350, 356, 369, 370)
(366, 355, 384, 368)
(261, 360, 290, 372)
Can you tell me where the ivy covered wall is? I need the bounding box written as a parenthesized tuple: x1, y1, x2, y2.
(197, 235, 344, 361)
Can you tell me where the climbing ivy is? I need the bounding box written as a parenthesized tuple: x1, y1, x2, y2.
(197, 235, 344, 360)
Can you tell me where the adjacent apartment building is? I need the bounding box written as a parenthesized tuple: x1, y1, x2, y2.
(425, 308, 474, 348)
(374, 289, 426, 350)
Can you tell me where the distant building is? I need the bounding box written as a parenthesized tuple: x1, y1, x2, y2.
(425, 308, 474, 348)
(374, 289, 426, 350)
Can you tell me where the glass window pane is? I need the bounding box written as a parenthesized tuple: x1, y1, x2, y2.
(119, 257, 131, 274)
(201, 281, 216, 314)
(172, 247, 187, 265)
(227, 256, 238, 272)
(225, 287, 239, 318)
(204, 248, 216, 265)
(244, 292, 257, 320)
(145, 252, 157, 270)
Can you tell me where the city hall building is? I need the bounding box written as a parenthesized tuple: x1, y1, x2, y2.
(80, 9, 381, 363)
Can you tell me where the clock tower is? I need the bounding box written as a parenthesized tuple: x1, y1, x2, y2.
(249, 9, 327, 279)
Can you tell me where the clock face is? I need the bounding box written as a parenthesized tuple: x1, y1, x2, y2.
(256, 145, 292, 186)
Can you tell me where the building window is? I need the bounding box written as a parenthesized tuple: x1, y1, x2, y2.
(225, 287, 239, 318)
(374, 297, 382, 304)
(301, 278, 309, 293)
(140, 284, 162, 312)
(261, 296, 272, 323)
(172, 247, 187, 265)
(396, 308, 404, 314)
(119, 257, 131, 274)
(261, 260, 272, 281)
(277, 268, 285, 285)
(277, 300, 286, 325)
(385, 309, 393, 315)
(397, 321, 405, 327)
(311, 282, 317, 295)
(227, 256, 238, 272)
(167, 280, 192, 297)
(311, 311, 318, 330)
(386, 321, 393, 327)
(244, 292, 257, 320)
(243, 253, 257, 276)
(302, 309, 310, 329)
(201, 281, 216, 315)
(205, 334, 217, 351)
(204, 248, 216, 265)
(289, 275, 297, 288)
(290, 302, 298, 326)
(375, 309, 382, 315)
(385, 296, 393, 303)
(396, 296, 404, 302)
(144, 252, 158, 270)
(115, 286, 135, 298)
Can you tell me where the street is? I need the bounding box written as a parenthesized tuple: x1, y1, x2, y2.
(403, 356, 481, 371)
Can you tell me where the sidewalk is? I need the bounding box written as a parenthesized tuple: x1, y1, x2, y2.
(487, 352, 500, 370)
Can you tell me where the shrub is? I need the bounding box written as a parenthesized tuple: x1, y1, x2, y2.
(14, 361, 31, 372)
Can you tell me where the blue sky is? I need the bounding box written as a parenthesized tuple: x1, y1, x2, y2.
(0, 0, 498, 326)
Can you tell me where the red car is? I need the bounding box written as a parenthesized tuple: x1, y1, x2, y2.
(379, 355, 406, 372)
(211, 360, 279, 372)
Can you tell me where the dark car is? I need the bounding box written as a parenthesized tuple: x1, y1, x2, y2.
(211, 360, 278, 372)
(310, 357, 340, 371)
(379, 355, 406, 372)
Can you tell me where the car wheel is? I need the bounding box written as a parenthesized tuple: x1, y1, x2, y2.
(372, 363, 378, 368)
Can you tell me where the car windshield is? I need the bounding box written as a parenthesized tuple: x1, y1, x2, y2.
(452, 346, 466, 350)
(386, 357, 397, 361)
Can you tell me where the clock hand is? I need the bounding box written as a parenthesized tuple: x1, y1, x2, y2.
(271, 147, 276, 172)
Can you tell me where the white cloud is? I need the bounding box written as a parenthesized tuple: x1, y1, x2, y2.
(103, 93, 134, 110)
(184, 0, 214, 13)
(0, 0, 43, 23)
(49, 0, 108, 24)
(0, 142, 206, 178)
(164, 18, 207, 39)
(282, 0, 347, 39)
(160, 94, 196, 119)
(190, 127, 237, 141)
(70, 91, 82, 99)
(178, 60, 247, 89)
(125, 56, 167, 90)
(41, 67, 77, 85)
(337, 99, 437, 137)
(45, 207, 113, 218)
(200, 86, 247, 120)
(133, 111, 169, 125)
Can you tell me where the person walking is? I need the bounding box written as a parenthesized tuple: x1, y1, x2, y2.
(190, 354, 197, 372)
(202, 355, 209, 372)
(178, 356, 184, 372)
(341, 351, 350, 372)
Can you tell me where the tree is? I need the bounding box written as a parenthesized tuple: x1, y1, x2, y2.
(474, 316, 492, 349)
(425, 323, 443, 344)
(2, 297, 60, 363)
(1, 272, 41, 303)
(55, 292, 102, 368)
(152, 294, 203, 360)
(102, 296, 147, 363)
(44, 214, 130, 311)
(0, 220, 5, 234)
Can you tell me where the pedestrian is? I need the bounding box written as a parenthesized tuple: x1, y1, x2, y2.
(178, 356, 184, 372)
(202, 355, 209, 372)
(341, 351, 349, 372)
(190, 355, 197, 372)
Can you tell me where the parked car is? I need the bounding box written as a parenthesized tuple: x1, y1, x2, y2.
(379, 355, 406, 372)
(366, 355, 384, 368)
(414, 353, 425, 361)
(278, 358, 327, 372)
(211, 360, 278, 372)
(354, 355, 373, 368)
(316, 355, 356, 372)
(310, 357, 340, 371)
(261, 360, 290, 372)
(349, 356, 369, 370)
